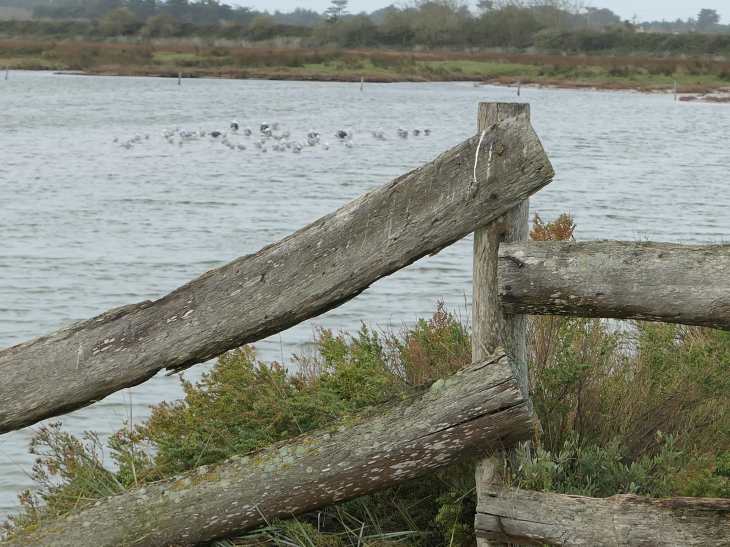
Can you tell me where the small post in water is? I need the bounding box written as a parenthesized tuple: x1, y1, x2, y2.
(517, 79, 521, 96)
(4, 66, 8, 80)
(674, 80, 677, 101)
(360, 76, 364, 91)
(178, 71, 182, 86)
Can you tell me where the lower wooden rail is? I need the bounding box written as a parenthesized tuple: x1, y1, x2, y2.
(4, 350, 536, 547)
(475, 487, 730, 546)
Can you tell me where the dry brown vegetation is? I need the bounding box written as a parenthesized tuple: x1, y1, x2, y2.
(2, 40, 730, 92)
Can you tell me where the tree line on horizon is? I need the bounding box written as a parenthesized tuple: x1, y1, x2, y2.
(0, 0, 728, 56)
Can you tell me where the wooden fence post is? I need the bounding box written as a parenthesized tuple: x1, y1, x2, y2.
(473, 102, 531, 547)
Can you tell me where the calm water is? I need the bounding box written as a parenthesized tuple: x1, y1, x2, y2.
(1, 72, 729, 521)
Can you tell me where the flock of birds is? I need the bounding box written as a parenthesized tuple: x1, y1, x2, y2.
(112, 120, 432, 153)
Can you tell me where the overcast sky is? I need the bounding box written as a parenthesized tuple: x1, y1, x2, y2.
(244, 0, 730, 24)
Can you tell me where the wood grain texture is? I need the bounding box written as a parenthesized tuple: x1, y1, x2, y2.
(3, 351, 538, 547)
(0, 115, 554, 435)
(498, 240, 730, 330)
(473, 102, 531, 547)
(473, 103, 530, 387)
(475, 487, 730, 546)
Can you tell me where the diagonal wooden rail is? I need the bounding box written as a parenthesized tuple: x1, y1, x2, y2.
(0, 114, 554, 435)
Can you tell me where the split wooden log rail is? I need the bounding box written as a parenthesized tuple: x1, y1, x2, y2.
(3, 350, 537, 547)
(0, 113, 554, 435)
(475, 487, 730, 546)
(497, 240, 730, 330)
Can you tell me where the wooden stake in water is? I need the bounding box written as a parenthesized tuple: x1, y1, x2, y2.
(674, 80, 677, 101)
(178, 71, 182, 86)
(360, 76, 364, 91)
(517, 79, 521, 96)
(5, 66, 8, 80)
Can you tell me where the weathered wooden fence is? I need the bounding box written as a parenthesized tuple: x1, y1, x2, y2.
(2, 102, 730, 546)
(0, 113, 551, 435)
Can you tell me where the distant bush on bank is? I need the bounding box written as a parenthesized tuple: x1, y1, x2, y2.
(535, 26, 730, 57)
(0, 17, 313, 44)
(1, 8, 730, 59)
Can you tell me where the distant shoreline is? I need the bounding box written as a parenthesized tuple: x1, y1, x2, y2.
(4, 41, 730, 96)
(48, 70, 730, 101)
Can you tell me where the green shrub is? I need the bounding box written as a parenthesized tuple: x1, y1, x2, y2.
(511, 431, 683, 498)
(0, 423, 125, 536)
(5, 213, 730, 546)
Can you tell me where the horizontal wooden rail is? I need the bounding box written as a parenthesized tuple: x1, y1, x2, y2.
(4, 351, 537, 547)
(499, 240, 730, 330)
(475, 487, 730, 546)
(0, 114, 553, 435)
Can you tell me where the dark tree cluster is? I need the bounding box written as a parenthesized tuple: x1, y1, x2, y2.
(0, 0, 727, 54)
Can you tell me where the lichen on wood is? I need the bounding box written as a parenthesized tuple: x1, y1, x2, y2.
(2, 350, 537, 547)
(498, 240, 730, 331)
(476, 487, 730, 546)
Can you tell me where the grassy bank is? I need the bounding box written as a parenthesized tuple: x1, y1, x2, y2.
(3, 40, 730, 92)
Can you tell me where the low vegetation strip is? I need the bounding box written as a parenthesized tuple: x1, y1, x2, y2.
(3, 41, 730, 91)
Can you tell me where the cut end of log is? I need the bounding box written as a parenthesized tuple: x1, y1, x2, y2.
(476, 487, 730, 547)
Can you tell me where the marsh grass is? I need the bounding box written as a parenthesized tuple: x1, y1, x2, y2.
(2, 40, 730, 90)
(3, 214, 730, 545)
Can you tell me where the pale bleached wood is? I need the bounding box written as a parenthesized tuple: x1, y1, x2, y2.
(473, 102, 531, 370)
(0, 115, 554, 435)
(4, 351, 538, 547)
(473, 103, 531, 547)
(475, 487, 730, 546)
(498, 240, 730, 330)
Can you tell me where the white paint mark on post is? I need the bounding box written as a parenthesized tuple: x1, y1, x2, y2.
(473, 130, 488, 184)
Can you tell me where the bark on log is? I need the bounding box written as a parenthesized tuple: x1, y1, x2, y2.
(0, 115, 554, 435)
(475, 487, 730, 546)
(4, 351, 537, 547)
(498, 240, 730, 330)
